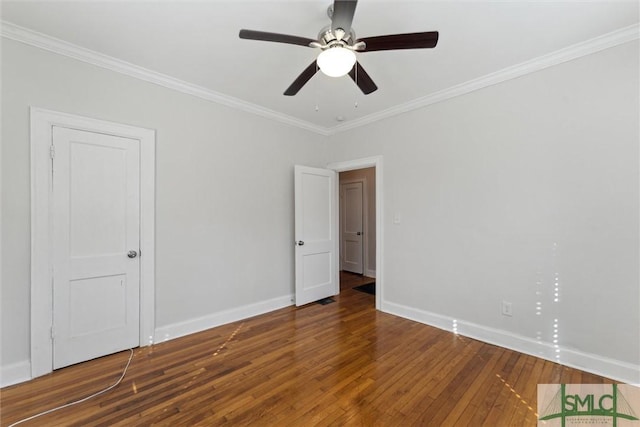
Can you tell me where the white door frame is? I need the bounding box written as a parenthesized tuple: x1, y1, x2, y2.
(339, 178, 368, 274)
(328, 156, 383, 310)
(30, 108, 156, 378)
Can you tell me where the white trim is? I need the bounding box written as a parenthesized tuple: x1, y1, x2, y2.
(154, 295, 293, 343)
(2, 21, 637, 136)
(327, 156, 383, 311)
(1, 21, 328, 137)
(383, 300, 640, 385)
(326, 23, 640, 134)
(365, 269, 376, 278)
(30, 108, 156, 379)
(0, 360, 31, 388)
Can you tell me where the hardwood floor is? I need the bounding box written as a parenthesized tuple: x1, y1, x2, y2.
(1, 272, 612, 426)
(340, 270, 375, 291)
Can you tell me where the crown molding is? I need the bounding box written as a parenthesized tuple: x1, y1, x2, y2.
(327, 23, 640, 135)
(0, 21, 330, 136)
(2, 20, 637, 137)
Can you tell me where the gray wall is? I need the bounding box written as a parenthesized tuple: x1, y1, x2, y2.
(2, 35, 638, 384)
(327, 41, 639, 374)
(1, 39, 326, 370)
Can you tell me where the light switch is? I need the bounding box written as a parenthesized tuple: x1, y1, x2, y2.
(393, 212, 401, 224)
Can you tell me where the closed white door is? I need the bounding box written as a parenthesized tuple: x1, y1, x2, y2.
(52, 126, 140, 369)
(341, 182, 363, 274)
(294, 165, 337, 306)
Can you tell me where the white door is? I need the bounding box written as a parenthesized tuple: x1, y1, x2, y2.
(341, 182, 363, 274)
(294, 165, 338, 306)
(52, 126, 140, 369)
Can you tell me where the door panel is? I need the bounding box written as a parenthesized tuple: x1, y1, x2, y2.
(294, 166, 337, 306)
(52, 126, 140, 369)
(303, 251, 332, 288)
(341, 182, 363, 274)
(301, 173, 331, 240)
(69, 142, 128, 256)
(68, 275, 127, 336)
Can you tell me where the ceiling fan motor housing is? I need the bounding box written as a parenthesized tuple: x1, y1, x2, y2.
(318, 26, 355, 46)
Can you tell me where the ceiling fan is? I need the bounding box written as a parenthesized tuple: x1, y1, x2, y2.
(239, 0, 439, 96)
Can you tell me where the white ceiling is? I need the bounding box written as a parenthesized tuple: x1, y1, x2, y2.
(2, 1, 638, 132)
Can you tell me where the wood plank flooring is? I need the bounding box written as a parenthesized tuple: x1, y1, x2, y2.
(1, 272, 613, 426)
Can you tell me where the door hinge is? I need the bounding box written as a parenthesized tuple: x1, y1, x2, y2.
(49, 145, 55, 159)
(50, 326, 55, 340)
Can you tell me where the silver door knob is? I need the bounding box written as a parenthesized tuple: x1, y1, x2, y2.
(297, 241, 305, 246)
(127, 250, 138, 258)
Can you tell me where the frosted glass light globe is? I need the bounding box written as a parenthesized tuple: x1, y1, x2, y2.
(317, 47, 356, 77)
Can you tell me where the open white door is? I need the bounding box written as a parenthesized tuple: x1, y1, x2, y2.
(294, 165, 338, 306)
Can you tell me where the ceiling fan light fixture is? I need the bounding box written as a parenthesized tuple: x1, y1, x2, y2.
(317, 46, 356, 77)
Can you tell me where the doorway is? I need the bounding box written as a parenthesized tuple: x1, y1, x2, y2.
(30, 108, 156, 378)
(328, 156, 383, 310)
(339, 168, 376, 298)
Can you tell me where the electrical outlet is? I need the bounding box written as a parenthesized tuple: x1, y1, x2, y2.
(502, 301, 513, 317)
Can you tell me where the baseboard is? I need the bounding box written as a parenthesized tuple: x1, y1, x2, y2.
(365, 269, 376, 278)
(1, 360, 31, 388)
(154, 294, 294, 343)
(382, 300, 640, 385)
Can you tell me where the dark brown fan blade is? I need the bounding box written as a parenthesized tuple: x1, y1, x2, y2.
(358, 31, 439, 52)
(348, 61, 377, 95)
(284, 61, 318, 96)
(331, 0, 358, 35)
(239, 29, 316, 47)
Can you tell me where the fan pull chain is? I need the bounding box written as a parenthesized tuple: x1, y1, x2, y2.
(315, 62, 320, 112)
(354, 64, 359, 109)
